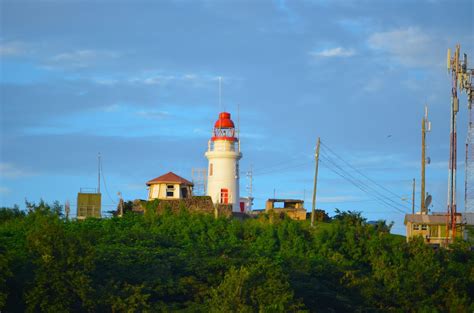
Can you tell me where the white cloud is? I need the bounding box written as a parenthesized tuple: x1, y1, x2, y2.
(363, 77, 383, 92)
(136, 110, 171, 120)
(367, 27, 438, 67)
(128, 72, 230, 87)
(0, 163, 35, 178)
(0, 41, 27, 56)
(0, 186, 11, 195)
(141, 75, 176, 85)
(311, 47, 356, 58)
(48, 49, 119, 68)
(102, 104, 122, 112)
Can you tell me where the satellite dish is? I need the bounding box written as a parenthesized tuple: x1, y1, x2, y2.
(426, 157, 431, 165)
(425, 194, 432, 209)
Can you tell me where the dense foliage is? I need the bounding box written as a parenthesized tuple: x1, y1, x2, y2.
(0, 202, 473, 312)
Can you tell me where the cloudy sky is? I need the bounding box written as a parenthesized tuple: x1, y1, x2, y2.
(0, 0, 473, 234)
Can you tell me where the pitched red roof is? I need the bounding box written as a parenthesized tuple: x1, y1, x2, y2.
(146, 172, 193, 186)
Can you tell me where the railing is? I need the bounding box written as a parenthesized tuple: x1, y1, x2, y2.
(80, 188, 98, 193)
(208, 140, 240, 152)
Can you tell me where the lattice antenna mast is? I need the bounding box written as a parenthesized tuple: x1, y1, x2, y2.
(246, 165, 253, 210)
(192, 168, 207, 196)
(447, 44, 472, 239)
(460, 50, 474, 218)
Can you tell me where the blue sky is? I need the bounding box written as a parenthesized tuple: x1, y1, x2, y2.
(0, 0, 473, 234)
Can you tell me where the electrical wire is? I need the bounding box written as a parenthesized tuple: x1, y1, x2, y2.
(319, 150, 409, 211)
(321, 141, 418, 210)
(319, 152, 407, 214)
(100, 159, 117, 204)
(319, 158, 406, 214)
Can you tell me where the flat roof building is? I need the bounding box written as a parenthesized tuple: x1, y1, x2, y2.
(404, 213, 464, 247)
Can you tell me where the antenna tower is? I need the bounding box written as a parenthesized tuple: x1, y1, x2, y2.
(192, 168, 207, 196)
(461, 50, 474, 216)
(246, 165, 253, 210)
(447, 44, 472, 240)
(421, 105, 431, 214)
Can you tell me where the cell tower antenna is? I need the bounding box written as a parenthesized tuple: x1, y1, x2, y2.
(421, 104, 431, 214)
(447, 44, 472, 241)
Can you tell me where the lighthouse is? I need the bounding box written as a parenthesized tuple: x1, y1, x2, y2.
(205, 112, 242, 212)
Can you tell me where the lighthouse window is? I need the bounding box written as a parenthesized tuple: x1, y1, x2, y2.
(210, 164, 213, 176)
(166, 185, 175, 197)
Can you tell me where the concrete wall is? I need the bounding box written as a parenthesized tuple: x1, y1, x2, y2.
(135, 196, 232, 217)
(77, 192, 101, 219)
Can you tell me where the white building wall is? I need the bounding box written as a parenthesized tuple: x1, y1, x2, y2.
(148, 183, 181, 200)
(205, 140, 242, 212)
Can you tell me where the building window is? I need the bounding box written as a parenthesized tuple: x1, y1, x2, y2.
(210, 163, 213, 176)
(166, 185, 175, 197)
(413, 224, 420, 230)
(421, 224, 427, 230)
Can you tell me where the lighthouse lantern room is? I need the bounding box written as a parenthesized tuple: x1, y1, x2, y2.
(205, 112, 242, 212)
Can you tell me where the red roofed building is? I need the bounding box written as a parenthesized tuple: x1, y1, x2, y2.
(146, 172, 194, 200)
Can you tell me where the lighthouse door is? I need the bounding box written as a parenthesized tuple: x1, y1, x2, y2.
(220, 188, 229, 204)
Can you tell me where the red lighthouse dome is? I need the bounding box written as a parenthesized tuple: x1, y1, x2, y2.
(212, 112, 237, 141)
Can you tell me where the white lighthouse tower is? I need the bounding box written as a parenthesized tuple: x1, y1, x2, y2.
(205, 112, 242, 212)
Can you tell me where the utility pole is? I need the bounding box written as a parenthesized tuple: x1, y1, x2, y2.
(65, 200, 70, 220)
(118, 192, 123, 217)
(412, 178, 415, 215)
(311, 137, 321, 227)
(421, 106, 430, 214)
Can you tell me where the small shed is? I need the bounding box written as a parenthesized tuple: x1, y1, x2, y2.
(146, 172, 194, 200)
(77, 188, 101, 219)
(265, 199, 307, 220)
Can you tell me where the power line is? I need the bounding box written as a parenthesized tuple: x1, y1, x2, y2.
(319, 158, 406, 214)
(319, 151, 408, 211)
(321, 141, 418, 210)
(319, 153, 407, 214)
(99, 159, 117, 204)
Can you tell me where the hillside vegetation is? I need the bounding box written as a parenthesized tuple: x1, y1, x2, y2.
(0, 201, 473, 312)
